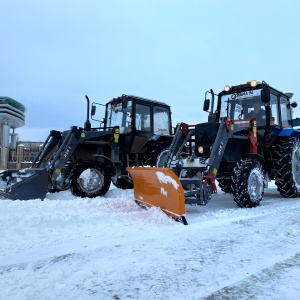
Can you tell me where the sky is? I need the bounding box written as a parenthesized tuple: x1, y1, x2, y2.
(2, 0, 300, 141)
(1, 182, 300, 299)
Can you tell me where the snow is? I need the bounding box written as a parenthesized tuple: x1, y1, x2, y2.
(160, 187, 167, 197)
(156, 171, 179, 189)
(1, 182, 300, 299)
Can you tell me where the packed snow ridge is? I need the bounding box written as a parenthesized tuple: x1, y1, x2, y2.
(1, 182, 300, 299)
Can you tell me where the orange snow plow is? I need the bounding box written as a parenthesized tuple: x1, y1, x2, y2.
(127, 167, 188, 225)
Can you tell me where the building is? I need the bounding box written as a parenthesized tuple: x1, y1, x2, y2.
(0, 96, 26, 169)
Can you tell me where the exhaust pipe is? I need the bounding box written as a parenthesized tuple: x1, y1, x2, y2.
(84, 95, 91, 131)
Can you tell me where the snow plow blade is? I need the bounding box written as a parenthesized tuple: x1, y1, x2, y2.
(0, 168, 48, 200)
(127, 167, 187, 225)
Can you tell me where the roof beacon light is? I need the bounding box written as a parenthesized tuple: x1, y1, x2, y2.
(247, 80, 258, 87)
(224, 85, 230, 92)
(251, 80, 258, 87)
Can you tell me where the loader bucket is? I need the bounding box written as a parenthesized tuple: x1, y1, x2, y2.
(0, 168, 48, 200)
(127, 167, 187, 225)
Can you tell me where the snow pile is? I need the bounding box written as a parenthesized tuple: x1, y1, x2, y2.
(1, 183, 300, 299)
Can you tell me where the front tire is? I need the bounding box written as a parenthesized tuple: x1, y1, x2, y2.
(146, 142, 171, 167)
(232, 158, 264, 208)
(275, 138, 300, 197)
(70, 161, 111, 197)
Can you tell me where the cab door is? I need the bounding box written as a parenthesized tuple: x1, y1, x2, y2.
(130, 103, 153, 153)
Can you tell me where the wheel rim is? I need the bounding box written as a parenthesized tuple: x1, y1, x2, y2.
(78, 168, 104, 193)
(247, 168, 263, 200)
(156, 149, 179, 167)
(292, 145, 300, 188)
(156, 149, 169, 167)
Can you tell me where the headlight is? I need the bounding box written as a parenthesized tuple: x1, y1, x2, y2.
(198, 146, 204, 154)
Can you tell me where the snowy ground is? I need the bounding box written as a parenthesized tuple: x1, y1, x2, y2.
(1, 182, 300, 300)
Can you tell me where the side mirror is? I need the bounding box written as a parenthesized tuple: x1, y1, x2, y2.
(91, 105, 96, 116)
(203, 99, 210, 112)
(291, 102, 298, 108)
(261, 89, 270, 103)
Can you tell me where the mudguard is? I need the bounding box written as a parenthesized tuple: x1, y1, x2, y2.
(127, 167, 187, 224)
(278, 128, 300, 138)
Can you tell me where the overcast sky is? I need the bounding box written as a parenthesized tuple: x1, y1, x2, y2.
(2, 0, 300, 141)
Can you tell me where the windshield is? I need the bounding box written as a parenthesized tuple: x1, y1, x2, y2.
(220, 89, 265, 124)
(154, 106, 170, 134)
(106, 101, 132, 133)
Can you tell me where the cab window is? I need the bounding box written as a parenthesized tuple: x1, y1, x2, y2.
(270, 93, 279, 126)
(136, 104, 151, 131)
(280, 96, 292, 128)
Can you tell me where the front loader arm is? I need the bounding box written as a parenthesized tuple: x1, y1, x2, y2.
(31, 130, 62, 168)
(207, 118, 232, 177)
(0, 128, 80, 201)
(49, 126, 83, 181)
(208, 117, 257, 177)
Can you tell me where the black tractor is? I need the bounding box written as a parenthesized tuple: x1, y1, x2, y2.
(144, 80, 300, 210)
(0, 94, 174, 200)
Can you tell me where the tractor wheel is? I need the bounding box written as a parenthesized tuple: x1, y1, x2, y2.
(155, 148, 171, 167)
(113, 176, 133, 190)
(70, 161, 111, 197)
(146, 142, 172, 167)
(275, 138, 300, 197)
(232, 158, 264, 208)
(217, 178, 233, 194)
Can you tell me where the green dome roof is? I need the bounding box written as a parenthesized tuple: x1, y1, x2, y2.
(0, 96, 26, 113)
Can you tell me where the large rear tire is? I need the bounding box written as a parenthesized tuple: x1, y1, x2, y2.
(232, 158, 264, 208)
(275, 138, 300, 197)
(70, 161, 111, 197)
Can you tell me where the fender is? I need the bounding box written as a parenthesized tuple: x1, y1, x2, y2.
(149, 134, 174, 141)
(278, 128, 300, 139)
(243, 153, 268, 171)
(91, 154, 117, 177)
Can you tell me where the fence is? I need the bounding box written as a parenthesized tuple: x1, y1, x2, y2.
(1, 141, 43, 169)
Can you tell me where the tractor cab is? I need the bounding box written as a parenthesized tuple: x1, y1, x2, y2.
(214, 80, 296, 129)
(92, 94, 173, 154)
(196, 80, 299, 190)
(202, 80, 297, 154)
(103, 94, 172, 135)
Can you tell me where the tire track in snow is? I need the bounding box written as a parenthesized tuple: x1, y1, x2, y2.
(203, 252, 300, 300)
(0, 253, 76, 273)
(187, 198, 300, 230)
